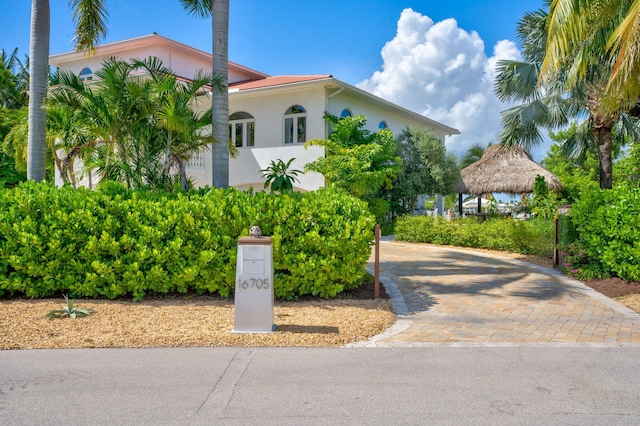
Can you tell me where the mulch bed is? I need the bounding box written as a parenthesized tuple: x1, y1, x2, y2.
(342, 279, 389, 299)
(582, 277, 640, 299)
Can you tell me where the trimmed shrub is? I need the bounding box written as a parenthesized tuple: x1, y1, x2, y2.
(394, 215, 553, 257)
(568, 185, 640, 281)
(0, 182, 374, 300)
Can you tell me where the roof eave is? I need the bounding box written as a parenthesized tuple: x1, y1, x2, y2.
(231, 76, 459, 136)
(335, 79, 460, 136)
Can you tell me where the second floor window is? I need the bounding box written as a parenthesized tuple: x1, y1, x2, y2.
(284, 105, 306, 144)
(340, 108, 352, 118)
(229, 111, 255, 148)
(79, 67, 93, 81)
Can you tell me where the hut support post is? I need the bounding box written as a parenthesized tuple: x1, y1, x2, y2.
(458, 193, 463, 217)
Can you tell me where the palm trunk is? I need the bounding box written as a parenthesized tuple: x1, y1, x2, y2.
(595, 126, 614, 190)
(211, 0, 229, 188)
(27, 0, 50, 182)
(178, 158, 188, 191)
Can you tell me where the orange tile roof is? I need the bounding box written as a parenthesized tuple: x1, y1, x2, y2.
(229, 75, 332, 91)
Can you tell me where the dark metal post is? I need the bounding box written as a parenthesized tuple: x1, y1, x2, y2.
(554, 217, 559, 267)
(375, 224, 380, 299)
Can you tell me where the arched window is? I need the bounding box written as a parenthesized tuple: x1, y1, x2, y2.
(229, 111, 255, 148)
(340, 108, 352, 119)
(378, 121, 388, 130)
(284, 105, 306, 144)
(79, 67, 93, 81)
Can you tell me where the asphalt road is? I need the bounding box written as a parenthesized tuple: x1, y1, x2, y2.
(2, 346, 639, 425)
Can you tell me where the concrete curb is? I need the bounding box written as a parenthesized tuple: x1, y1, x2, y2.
(343, 268, 413, 347)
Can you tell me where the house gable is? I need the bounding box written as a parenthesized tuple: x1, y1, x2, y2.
(50, 33, 268, 84)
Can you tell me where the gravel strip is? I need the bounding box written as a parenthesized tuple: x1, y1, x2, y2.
(0, 297, 395, 350)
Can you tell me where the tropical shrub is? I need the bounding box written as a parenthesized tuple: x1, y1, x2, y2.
(0, 182, 374, 300)
(260, 158, 302, 193)
(567, 185, 640, 281)
(394, 215, 553, 257)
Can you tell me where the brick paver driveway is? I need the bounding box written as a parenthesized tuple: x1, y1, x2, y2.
(361, 242, 640, 347)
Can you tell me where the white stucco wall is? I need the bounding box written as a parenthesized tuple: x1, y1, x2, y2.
(228, 85, 328, 148)
(188, 84, 329, 190)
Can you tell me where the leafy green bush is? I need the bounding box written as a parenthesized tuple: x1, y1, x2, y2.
(0, 182, 374, 300)
(394, 215, 553, 257)
(568, 185, 640, 281)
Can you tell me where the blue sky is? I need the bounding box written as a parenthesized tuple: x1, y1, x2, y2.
(1, 1, 543, 82)
(0, 0, 547, 158)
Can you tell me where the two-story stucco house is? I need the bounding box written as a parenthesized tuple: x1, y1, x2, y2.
(49, 33, 459, 191)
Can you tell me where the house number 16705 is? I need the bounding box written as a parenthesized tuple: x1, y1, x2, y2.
(238, 278, 270, 290)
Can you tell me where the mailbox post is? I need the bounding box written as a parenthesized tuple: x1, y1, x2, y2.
(233, 227, 275, 333)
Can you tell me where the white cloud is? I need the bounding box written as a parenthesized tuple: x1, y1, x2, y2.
(357, 8, 533, 160)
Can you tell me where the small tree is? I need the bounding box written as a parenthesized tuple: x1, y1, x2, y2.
(305, 114, 400, 224)
(387, 127, 459, 218)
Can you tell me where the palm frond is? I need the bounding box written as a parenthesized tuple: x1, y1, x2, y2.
(179, 0, 212, 18)
(494, 60, 540, 103)
(70, 0, 109, 52)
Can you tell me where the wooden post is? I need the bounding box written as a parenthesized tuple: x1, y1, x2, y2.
(375, 224, 380, 299)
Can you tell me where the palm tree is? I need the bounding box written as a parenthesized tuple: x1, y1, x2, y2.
(147, 67, 224, 190)
(27, 0, 108, 182)
(51, 57, 157, 187)
(1, 48, 30, 183)
(50, 56, 224, 190)
(180, 0, 230, 188)
(459, 143, 490, 169)
(541, 0, 640, 111)
(495, 8, 640, 189)
(0, 48, 29, 109)
(608, 2, 640, 103)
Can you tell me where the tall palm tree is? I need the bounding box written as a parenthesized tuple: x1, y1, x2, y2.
(27, 0, 50, 182)
(495, 8, 640, 189)
(27, 0, 108, 182)
(180, 0, 230, 188)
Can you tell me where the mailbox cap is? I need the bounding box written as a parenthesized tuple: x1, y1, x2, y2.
(238, 236, 272, 245)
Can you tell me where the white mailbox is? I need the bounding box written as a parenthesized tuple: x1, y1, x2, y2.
(233, 234, 275, 333)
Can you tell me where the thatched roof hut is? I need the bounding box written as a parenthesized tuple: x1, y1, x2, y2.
(457, 145, 563, 195)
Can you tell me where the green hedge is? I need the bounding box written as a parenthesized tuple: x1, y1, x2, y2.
(394, 215, 553, 257)
(0, 182, 375, 300)
(567, 185, 640, 281)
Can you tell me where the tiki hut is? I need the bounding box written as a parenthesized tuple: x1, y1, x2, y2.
(457, 144, 563, 215)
